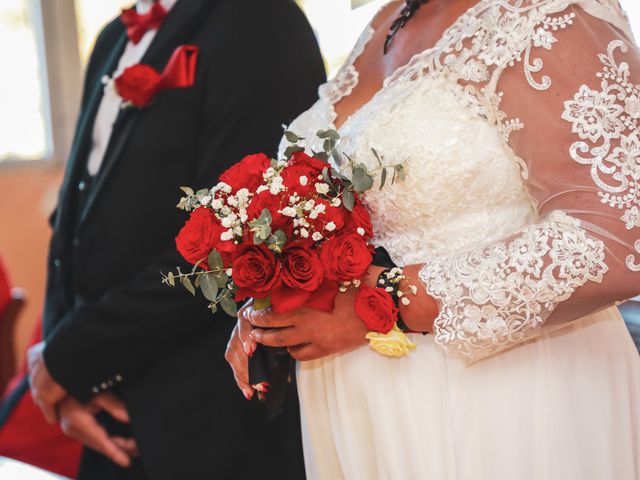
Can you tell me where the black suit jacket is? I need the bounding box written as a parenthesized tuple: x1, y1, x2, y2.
(39, 1, 325, 478)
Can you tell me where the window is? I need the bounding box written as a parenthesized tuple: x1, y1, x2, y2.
(75, 0, 129, 64)
(0, 0, 47, 162)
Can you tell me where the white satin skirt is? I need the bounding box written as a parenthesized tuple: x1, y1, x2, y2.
(297, 307, 640, 480)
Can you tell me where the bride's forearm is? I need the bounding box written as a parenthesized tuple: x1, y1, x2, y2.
(364, 264, 438, 333)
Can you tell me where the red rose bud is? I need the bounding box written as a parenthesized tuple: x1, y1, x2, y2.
(176, 208, 225, 267)
(354, 285, 398, 334)
(220, 153, 272, 192)
(114, 64, 162, 107)
(233, 244, 281, 301)
(319, 233, 372, 282)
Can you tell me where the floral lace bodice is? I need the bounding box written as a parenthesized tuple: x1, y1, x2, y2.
(279, 0, 640, 362)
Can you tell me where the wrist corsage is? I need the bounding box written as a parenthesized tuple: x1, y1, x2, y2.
(354, 266, 418, 358)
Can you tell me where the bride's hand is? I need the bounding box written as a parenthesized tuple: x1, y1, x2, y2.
(248, 288, 369, 361)
(225, 302, 258, 400)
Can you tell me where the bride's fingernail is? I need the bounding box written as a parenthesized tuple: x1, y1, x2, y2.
(243, 389, 253, 400)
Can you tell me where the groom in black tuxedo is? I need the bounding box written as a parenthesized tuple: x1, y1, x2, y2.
(4, 0, 324, 478)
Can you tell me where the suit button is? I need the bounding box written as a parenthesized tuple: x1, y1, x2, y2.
(53, 258, 62, 268)
(78, 181, 87, 192)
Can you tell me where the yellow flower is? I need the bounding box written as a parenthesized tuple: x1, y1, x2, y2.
(366, 325, 417, 358)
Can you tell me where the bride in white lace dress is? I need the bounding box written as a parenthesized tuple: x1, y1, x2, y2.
(226, 0, 640, 478)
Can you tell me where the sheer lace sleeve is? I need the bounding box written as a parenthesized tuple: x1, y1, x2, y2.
(419, 3, 640, 362)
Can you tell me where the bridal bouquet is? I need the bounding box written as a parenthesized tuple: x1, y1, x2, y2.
(164, 130, 415, 407)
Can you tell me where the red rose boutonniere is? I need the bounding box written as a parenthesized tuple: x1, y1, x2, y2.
(105, 44, 199, 108)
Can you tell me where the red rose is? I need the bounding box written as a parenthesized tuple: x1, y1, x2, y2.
(345, 197, 374, 240)
(246, 189, 293, 239)
(319, 233, 372, 282)
(232, 243, 281, 302)
(176, 208, 222, 267)
(220, 153, 272, 192)
(289, 151, 328, 173)
(354, 285, 398, 334)
(271, 243, 325, 313)
(115, 64, 162, 107)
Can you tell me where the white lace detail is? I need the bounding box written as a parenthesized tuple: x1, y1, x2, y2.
(420, 211, 608, 362)
(561, 40, 640, 271)
(318, 25, 375, 108)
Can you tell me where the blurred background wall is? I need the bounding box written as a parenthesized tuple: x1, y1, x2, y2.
(1, 0, 639, 366)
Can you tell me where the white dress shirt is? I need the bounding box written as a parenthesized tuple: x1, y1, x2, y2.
(86, 0, 178, 176)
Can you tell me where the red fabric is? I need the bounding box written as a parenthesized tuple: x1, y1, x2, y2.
(0, 257, 11, 317)
(157, 44, 199, 90)
(0, 322, 82, 478)
(120, 1, 167, 44)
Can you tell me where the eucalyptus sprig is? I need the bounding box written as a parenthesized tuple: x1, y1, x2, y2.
(162, 248, 238, 317)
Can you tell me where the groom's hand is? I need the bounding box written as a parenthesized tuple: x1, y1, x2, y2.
(59, 393, 137, 468)
(27, 342, 67, 424)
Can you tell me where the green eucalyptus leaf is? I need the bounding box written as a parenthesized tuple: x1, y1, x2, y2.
(215, 272, 229, 288)
(372, 148, 383, 166)
(352, 165, 374, 193)
(200, 273, 219, 302)
(220, 295, 238, 317)
(331, 149, 343, 166)
(284, 145, 305, 159)
(396, 164, 406, 182)
(253, 297, 271, 311)
(180, 186, 194, 196)
(313, 150, 329, 162)
(167, 272, 175, 287)
(195, 188, 209, 200)
(207, 249, 224, 270)
(267, 229, 287, 253)
(194, 275, 201, 288)
(208, 303, 218, 314)
(181, 276, 196, 296)
(284, 130, 300, 143)
(317, 129, 340, 140)
(380, 168, 387, 190)
(249, 209, 273, 243)
(342, 189, 355, 211)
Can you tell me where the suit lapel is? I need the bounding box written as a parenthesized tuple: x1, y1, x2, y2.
(77, 0, 214, 231)
(56, 28, 128, 237)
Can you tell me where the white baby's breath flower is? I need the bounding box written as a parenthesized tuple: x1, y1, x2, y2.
(315, 183, 330, 195)
(226, 196, 238, 207)
(256, 185, 269, 194)
(210, 199, 223, 210)
(312, 232, 323, 242)
(325, 221, 336, 232)
(220, 230, 234, 241)
(299, 176, 308, 186)
(226, 268, 233, 276)
(410, 285, 418, 295)
(300, 228, 309, 238)
(357, 227, 365, 236)
(401, 297, 411, 306)
(281, 207, 297, 218)
(200, 195, 212, 206)
(353, 279, 361, 288)
(330, 198, 341, 207)
(304, 200, 315, 211)
(218, 182, 232, 194)
(314, 203, 326, 214)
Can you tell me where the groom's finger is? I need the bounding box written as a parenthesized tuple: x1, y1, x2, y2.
(92, 393, 130, 424)
(238, 308, 257, 356)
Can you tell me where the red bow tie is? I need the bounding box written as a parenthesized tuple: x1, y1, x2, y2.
(120, 2, 168, 45)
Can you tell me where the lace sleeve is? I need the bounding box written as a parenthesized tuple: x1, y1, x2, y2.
(419, 3, 640, 362)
